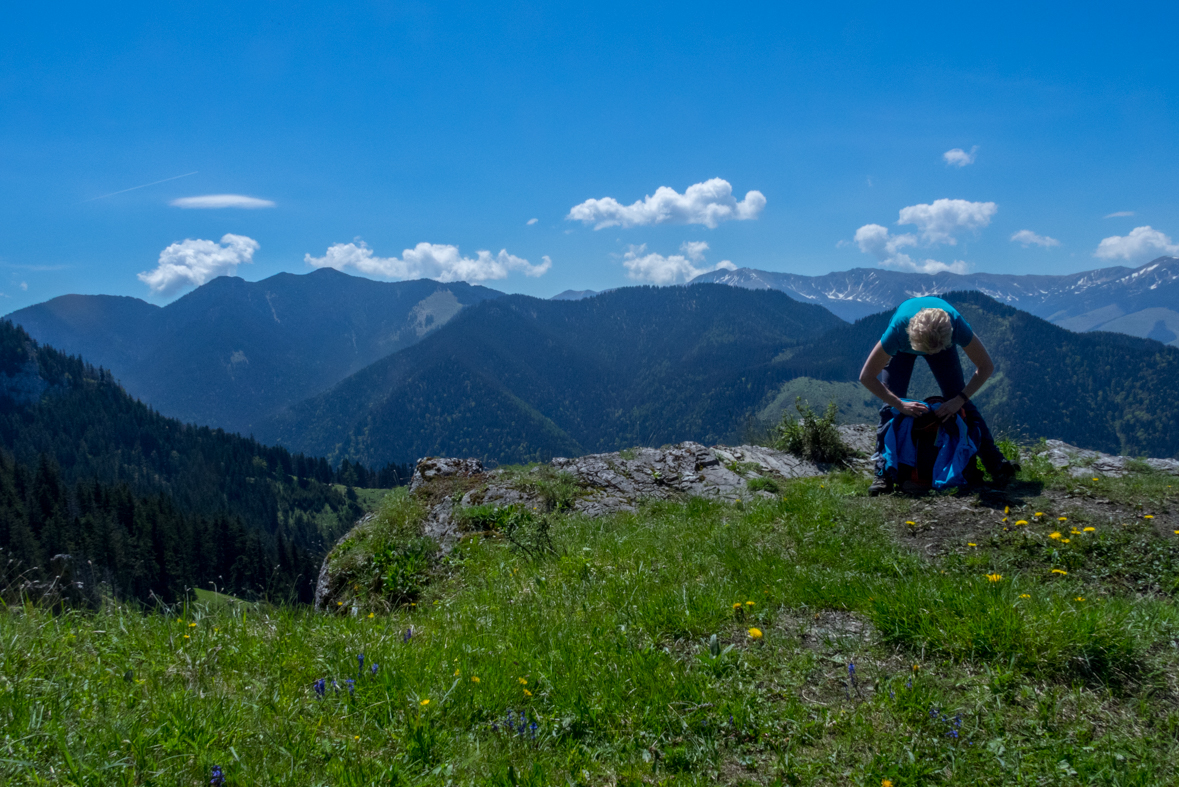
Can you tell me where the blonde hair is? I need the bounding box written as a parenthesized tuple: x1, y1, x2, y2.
(907, 308, 953, 354)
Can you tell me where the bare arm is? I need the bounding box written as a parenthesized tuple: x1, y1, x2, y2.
(859, 342, 928, 417)
(936, 336, 995, 421)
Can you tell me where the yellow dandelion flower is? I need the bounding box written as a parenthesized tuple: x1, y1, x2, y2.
(733, 602, 742, 610)
(1004, 506, 1010, 515)
(967, 542, 977, 547)
(367, 612, 375, 619)
(1034, 512, 1044, 517)
(337, 601, 343, 606)
(1091, 477, 1099, 481)
(1049, 532, 1062, 539)
(183, 634, 189, 639)
(985, 573, 1003, 582)
(1083, 527, 1095, 532)
(1174, 530, 1179, 535)
(1051, 569, 1068, 575)
(912, 664, 920, 672)
(1144, 515, 1154, 519)
(905, 520, 916, 526)
(518, 678, 528, 685)
(1058, 516, 1068, 522)
(1062, 538, 1070, 543)
(745, 601, 755, 607)
(1019, 593, 1031, 598)
(354, 735, 360, 741)
(1015, 520, 1028, 526)
(454, 669, 460, 676)
(883, 780, 894, 787)
(1002, 517, 1008, 523)
(188, 622, 197, 627)
(420, 699, 430, 706)
(1075, 596, 1085, 602)
(748, 628, 763, 639)
(471, 676, 480, 683)
(1070, 529, 1081, 535)
(523, 688, 533, 697)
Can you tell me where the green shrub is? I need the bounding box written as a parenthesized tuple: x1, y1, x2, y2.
(774, 398, 850, 463)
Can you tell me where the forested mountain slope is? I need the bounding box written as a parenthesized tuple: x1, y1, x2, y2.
(774, 291, 1179, 457)
(256, 284, 846, 466)
(0, 321, 404, 604)
(5, 269, 502, 434)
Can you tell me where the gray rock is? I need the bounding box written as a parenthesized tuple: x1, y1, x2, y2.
(1033, 439, 1179, 478)
(409, 456, 485, 493)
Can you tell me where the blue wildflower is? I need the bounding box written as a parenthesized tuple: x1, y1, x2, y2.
(210, 765, 225, 786)
(332, 680, 340, 694)
(530, 721, 538, 740)
(371, 663, 379, 676)
(313, 678, 326, 698)
(345, 679, 355, 696)
(358, 653, 364, 674)
(403, 627, 414, 643)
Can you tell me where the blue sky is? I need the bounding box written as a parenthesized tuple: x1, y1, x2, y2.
(2, 1, 1177, 309)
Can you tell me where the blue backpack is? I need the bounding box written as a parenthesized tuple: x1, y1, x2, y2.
(878, 397, 984, 491)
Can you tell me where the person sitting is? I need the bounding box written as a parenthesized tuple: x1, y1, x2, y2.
(858, 296, 1017, 495)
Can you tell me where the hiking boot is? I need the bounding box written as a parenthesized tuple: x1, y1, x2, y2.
(990, 461, 1020, 488)
(868, 476, 894, 496)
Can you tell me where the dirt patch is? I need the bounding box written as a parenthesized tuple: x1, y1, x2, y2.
(889, 480, 1174, 558)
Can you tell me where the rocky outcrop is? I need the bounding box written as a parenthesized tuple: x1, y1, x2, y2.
(1032, 439, 1179, 478)
(312, 428, 871, 610)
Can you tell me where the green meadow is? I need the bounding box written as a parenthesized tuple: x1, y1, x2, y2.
(2, 466, 1177, 786)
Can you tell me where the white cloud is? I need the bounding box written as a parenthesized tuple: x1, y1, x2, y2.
(527, 218, 539, 225)
(138, 234, 259, 295)
(305, 241, 551, 282)
(20, 282, 27, 291)
(897, 199, 996, 245)
(620, 242, 736, 285)
(1094, 226, 1179, 262)
(1010, 229, 1060, 248)
(852, 224, 967, 274)
(850, 199, 993, 274)
(1104, 211, 1135, 218)
(567, 178, 766, 230)
(943, 146, 979, 167)
(170, 194, 276, 209)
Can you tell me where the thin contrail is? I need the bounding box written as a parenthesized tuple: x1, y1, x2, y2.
(80, 171, 199, 202)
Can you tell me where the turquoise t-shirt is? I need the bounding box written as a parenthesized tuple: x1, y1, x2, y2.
(880, 297, 974, 356)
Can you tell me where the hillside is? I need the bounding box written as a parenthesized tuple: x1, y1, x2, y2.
(0, 321, 403, 603)
(5, 269, 502, 434)
(693, 257, 1179, 346)
(256, 284, 846, 466)
(4, 440, 1176, 784)
(772, 291, 1179, 457)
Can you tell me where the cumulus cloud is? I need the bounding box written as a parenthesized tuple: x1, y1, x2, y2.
(170, 194, 276, 209)
(943, 146, 978, 167)
(1104, 211, 1135, 218)
(305, 241, 551, 282)
(897, 199, 997, 245)
(527, 218, 539, 225)
(1094, 226, 1179, 262)
(1010, 229, 1060, 248)
(138, 234, 259, 295)
(850, 198, 994, 274)
(620, 242, 736, 285)
(567, 178, 766, 230)
(853, 224, 967, 274)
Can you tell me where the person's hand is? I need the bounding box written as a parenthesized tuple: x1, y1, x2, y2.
(898, 401, 928, 418)
(936, 395, 965, 422)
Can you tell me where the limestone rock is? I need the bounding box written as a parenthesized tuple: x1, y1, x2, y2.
(1033, 439, 1179, 478)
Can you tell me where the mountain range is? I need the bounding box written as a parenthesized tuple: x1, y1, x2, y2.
(253, 286, 1179, 465)
(254, 285, 845, 465)
(690, 256, 1179, 346)
(6, 269, 501, 434)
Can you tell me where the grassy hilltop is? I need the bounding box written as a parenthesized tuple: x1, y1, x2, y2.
(2, 458, 1177, 786)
